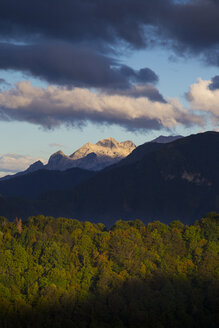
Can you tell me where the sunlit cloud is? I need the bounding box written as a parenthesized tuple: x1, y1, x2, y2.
(187, 77, 219, 126)
(0, 81, 203, 131)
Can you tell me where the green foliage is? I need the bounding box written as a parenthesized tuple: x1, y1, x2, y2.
(0, 213, 218, 327)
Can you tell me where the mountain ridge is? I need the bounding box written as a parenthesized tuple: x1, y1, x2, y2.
(0, 135, 183, 181)
(151, 135, 183, 143)
(0, 167, 94, 199)
(39, 131, 219, 224)
(46, 137, 136, 171)
(0, 160, 44, 181)
(0, 131, 218, 225)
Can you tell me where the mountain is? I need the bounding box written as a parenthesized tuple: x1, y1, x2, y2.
(37, 131, 219, 224)
(0, 135, 179, 181)
(150, 135, 183, 143)
(46, 138, 136, 171)
(0, 138, 136, 182)
(0, 160, 44, 181)
(44, 135, 181, 172)
(103, 136, 184, 171)
(0, 167, 94, 199)
(0, 131, 218, 225)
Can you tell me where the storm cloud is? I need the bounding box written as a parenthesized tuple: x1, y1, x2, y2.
(0, 1, 217, 133)
(0, 42, 158, 88)
(0, 0, 165, 47)
(0, 1, 218, 64)
(0, 81, 202, 131)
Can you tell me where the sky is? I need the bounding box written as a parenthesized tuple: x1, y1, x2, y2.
(0, 0, 219, 176)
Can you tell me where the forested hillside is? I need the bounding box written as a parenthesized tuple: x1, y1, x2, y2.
(0, 213, 218, 327)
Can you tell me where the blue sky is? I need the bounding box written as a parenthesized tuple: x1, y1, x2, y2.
(0, 0, 218, 176)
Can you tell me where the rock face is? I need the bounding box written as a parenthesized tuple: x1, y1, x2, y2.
(46, 138, 136, 171)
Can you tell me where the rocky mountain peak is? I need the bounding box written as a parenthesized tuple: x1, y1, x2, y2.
(120, 140, 136, 149)
(0, 160, 45, 181)
(96, 137, 118, 148)
(46, 150, 70, 170)
(46, 137, 136, 171)
(48, 150, 68, 162)
(51, 150, 65, 157)
(27, 160, 44, 172)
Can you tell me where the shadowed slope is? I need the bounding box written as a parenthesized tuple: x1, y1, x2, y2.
(0, 167, 94, 199)
(50, 131, 219, 224)
(0, 132, 218, 224)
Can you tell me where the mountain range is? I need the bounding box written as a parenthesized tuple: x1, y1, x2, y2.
(0, 167, 94, 199)
(65, 131, 219, 224)
(45, 137, 136, 171)
(1, 132, 218, 225)
(0, 137, 136, 181)
(1, 135, 182, 181)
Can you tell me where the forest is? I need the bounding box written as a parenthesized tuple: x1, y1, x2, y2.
(0, 212, 218, 328)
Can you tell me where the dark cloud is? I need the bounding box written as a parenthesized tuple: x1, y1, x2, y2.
(107, 84, 167, 103)
(0, 0, 165, 47)
(209, 76, 219, 90)
(120, 66, 158, 83)
(0, 1, 218, 61)
(160, 1, 219, 51)
(0, 42, 158, 88)
(0, 78, 10, 87)
(0, 78, 11, 91)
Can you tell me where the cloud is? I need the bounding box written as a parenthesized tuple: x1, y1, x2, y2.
(0, 153, 46, 174)
(0, 42, 158, 88)
(0, 1, 218, 66)
(0, 0, 164, 47)
(107, 84, 167, 103)
(119, 66, 158, 84)
(159, 1, 219, 52)
(0, 78, 10, 87)
(208, 75, 219, 90)
(187, 77, 219, 126)
(0, 80, 202, 131)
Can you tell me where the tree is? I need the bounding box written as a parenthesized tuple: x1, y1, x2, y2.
(15, 217, 22, 234)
